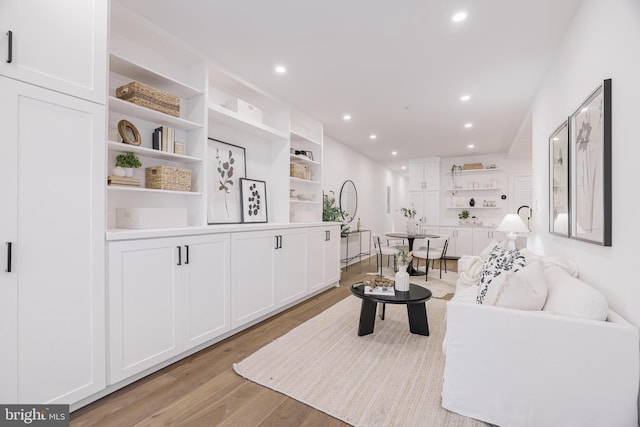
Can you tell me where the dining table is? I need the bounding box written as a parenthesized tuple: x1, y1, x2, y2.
(385, 232, 440, 276)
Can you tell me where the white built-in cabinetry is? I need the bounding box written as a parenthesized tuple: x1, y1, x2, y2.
(409, 158, 441, 225)
(446, 168, 507, 217)
(308, 227, 341, 292)
(439, 227, 473, 257)
(472, 228, 506, 255)
(290, 111, 323, 223)
(0, 0, 107, 103)
(107, 233, 230, 383)
(0, 4, 107, 402)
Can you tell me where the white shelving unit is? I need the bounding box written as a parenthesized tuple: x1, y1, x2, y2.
(289, 112, 323, 223)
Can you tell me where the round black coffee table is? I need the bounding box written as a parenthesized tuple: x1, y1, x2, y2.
(350, 283, 432, 336)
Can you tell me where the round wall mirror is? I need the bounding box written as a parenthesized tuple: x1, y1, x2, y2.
(339, 180, 358, 222)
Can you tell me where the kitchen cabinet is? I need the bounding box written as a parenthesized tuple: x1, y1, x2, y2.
(409, 158, 440, 191)
(108, 233, 230, 383)
(410, 191, 440, 226)
(472, 228, 506, 255)
(439, 227, 473, 257)
(308, 225, 341, 293)
(0, 77, 105, 404)
(0, 0, 107, 103)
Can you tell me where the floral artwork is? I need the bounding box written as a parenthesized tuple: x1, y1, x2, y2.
(569, 79, 612, 246)
(240, 178, 267, 223)
(207, 138, 246, 224)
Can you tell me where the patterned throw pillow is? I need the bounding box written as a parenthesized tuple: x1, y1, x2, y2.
(476, 246, 526, 304)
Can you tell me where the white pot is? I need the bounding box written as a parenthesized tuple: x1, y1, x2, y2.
(395, 265, 410, 292)
(125, 168, 135, 177)
(112, 166, 126, 177)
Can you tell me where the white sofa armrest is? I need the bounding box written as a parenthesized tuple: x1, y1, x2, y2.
(442, 301, 639, 427)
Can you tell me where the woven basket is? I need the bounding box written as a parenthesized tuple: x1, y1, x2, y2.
(145, 166, 192, 191)
(463, 162, 483, 170)
(290, 163, 308, 179)
(116, 81, 180, 117)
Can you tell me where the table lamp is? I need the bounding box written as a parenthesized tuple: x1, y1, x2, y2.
(496, 213, 529, 250)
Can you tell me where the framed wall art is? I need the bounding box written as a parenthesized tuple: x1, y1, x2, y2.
(569, 79, 612, 246)
(549, 120, 570, 236)
(240, 178, 268, 223)
(207, 138, 246, 224)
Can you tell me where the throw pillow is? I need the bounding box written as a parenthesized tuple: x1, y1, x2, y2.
(476, 246, 526, 304)
(543, 265, 608, 320)
(482, 260, 547, 310)
(479, 240, 507, 260)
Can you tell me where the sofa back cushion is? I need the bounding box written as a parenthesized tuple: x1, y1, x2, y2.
(543, 265, 608, 320)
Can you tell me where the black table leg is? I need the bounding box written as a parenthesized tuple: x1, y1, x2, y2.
(406, 303, 429, 336)
(358, 299, 377, 336)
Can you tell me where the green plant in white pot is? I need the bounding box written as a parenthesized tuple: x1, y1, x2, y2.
(114, 152, 142, 177)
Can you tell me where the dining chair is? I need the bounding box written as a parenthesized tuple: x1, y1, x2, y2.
(413, 236, 449, 280)
(372, 234, 399, 276)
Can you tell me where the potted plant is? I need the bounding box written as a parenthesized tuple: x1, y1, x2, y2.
(115, 152, 142, 177)
(458, 209, 470, 224)
(323, 191, 349, 237)
(399, 206, 417, 234)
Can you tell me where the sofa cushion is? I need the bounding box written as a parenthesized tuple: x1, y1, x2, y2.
(543, 265, 608, 320)
(482, 260, 547, 310)
(477, 246, 526, 304)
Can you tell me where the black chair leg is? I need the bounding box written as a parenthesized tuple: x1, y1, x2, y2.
(425, 258, 430, 281)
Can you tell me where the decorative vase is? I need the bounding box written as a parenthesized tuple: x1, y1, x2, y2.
(395, 264, 410, 292)
(112, 166, 126, 177)
(406, 219, 416, 235)
(469, 198, 475, 207)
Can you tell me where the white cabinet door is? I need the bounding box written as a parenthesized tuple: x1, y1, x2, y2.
(307, 228, 325, 292)
(275, 228, 308, 306)
(108, 238, 183, 384)
(472, 228, 492, 256)
(410, 192, 440, 226)
(439, 227, 456, 256)
(0, 77, 105, 404)
(182, 234, 231, 350)
(231, 231, 276, 329)
(409, 163, 425, 191)
(323, 226, 341, 286)
(456, 228, 473, 256)
(0, 0, 107, 103)
(423, 160, 440, 191)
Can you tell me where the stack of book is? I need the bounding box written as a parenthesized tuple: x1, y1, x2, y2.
(153, 126, 184, 153)
(107, 176, 140, 187)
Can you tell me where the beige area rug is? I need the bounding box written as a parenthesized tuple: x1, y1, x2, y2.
(367, 267, 458, 298)
(233, 297, 485, 427)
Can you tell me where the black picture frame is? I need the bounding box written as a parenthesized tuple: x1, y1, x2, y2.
(207, 138, 247, 224)
(569, 79, 612, 246)
(549, 120, 570, 237)
(240, 178, 268, 223)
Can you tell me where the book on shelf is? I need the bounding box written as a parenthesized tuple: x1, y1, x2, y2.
(107, 176, 140, 187)
(153, 126, 176, 153)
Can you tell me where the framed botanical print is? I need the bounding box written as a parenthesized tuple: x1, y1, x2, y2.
(549, 120, 570, 236)
(569, 79, 612, 246)
(207, 138, 246, 224)
(240, 178, 268, 223)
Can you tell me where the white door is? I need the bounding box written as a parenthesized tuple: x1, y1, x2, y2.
(231, 231, 276, 329)
(182, 234, 231, 350)
(307, 228, 325, 292)
(109, 239, 182, 384)
(0, 77, 105, 403)
(275, 228, 308, 306)
(0, 0, 107, 103)
(323, 226, 341, 286)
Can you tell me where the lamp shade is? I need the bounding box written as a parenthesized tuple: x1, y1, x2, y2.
(496, 214, 529, 233)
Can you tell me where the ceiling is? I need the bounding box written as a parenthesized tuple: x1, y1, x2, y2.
(114, 0, 582, 173)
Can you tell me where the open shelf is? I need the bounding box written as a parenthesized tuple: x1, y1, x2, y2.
(290, 199, 321, 204)
(290, 177, 320, 185)
(290, 153, 320, 165)
(108, 141, 202, 163)
(109, 97, 202, 130)
(107, 186, 203, 196)
(291, 129, 321, 147)
(446, 206, 501, 209)
(447, 188, 501, 192)
(207, 102, 288, 141)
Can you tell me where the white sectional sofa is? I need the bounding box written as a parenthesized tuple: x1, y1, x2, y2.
(441, 249, 640, 427)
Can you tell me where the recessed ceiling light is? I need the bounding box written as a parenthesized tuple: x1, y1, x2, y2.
(464, 123, 473, 128)
(468, 144, 475, 149)
(460, 94, 470, 102)
(275, 65, 286, 74)
(401, 166, 406, 170)
(391, 151, 398, 156)
(370, 134, 377, 140)
(343, 114, 351, 121)
(452, 11, 467, 22)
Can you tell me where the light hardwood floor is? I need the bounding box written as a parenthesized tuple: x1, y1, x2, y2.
(71, 256, 457, 426)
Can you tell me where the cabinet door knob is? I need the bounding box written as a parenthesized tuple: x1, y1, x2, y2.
(184, 245, 189, 265)
(5, 242, 12, 273)
(275, 235, 280, 250)
(6, 31, 12, 64)
(176, 246, 182, 266)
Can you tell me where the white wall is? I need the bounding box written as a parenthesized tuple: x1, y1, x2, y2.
(530, 0, 640, 328)
(323, 135, 407, 262)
